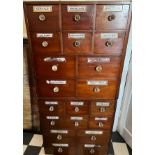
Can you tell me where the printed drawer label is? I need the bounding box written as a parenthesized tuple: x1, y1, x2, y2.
(87, 57, 110, 63)
(95, 117, 108, 121)
(85, 131, 103, 135)
(46, 80, 67, 84)
(70, 117, 83, 120)
(103, 5, 129, 12)
(44, 57, 66, 62)
(52, 143, 69, 147)
(46, 116, 59, 120)
(84, 144, 96, 148)
(45, 101, 58, 105)
(36, 33, 53, 38)
(68, 33, 85, 39)
(96, 102, 110, 107)
(33, 6, 52, 12)
(67, 5, 87, 12)
(50, 130, 68, 134)
(87, 80, 108, 86)
(70, 101, 84, 106)
(101, 33, 118, 39)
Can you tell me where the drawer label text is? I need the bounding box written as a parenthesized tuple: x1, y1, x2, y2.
(50, 130, 68, 134)
(45, 101, 58, 105)
(46, 80, 67, 85)
(46, 116, 59, 120)
(70, 101, 84, 106)
(96, 102, 110, 107)
(67, 5, 87, 12)
(95, 117, 108, 121)
(87, 80, 108, 86)
(44, 57, 66, 62)
(103, 5, 129, 12)
(101, 33, 118, 39)
(52, 143, 69, 147)
(36, 33, 53, 38)
(71, 117, 83, 120)
(68, 33, 85, 39)
(85, 131, 103, 135)
(87, 57, 110, 63)
(33, 6, 52, 12)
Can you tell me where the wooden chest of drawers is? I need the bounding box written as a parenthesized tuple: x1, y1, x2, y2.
(24, 1, 131, 154)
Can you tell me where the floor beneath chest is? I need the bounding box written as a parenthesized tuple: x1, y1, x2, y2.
(23, 131, 132, 155)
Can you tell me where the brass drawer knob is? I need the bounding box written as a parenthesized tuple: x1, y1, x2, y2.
(74, 121, 79, 127)
(39, 14, 46, 21)
(90, 148, 95, 154)
(73, 41, 80, 47)
(53, 87, 59, 93)
(42, 41, 48, 47)
(108, 14, 115, 21)
(99, 122, 104, 127)
(105, 41, 113, 47)
(75, 107, 80, 112)
(57, 134, 62, 140)
(50, 121, 55, 126)
(49, 106, 54, 111)
(93, 87, 100, 93)
(91, 136, 96, 141)
(52, 65, 58, 71)
(95, 65, 102, 72)
(100, 107, 106, 112)
(74, 14, 81, 22)
(58, 147, 63, 153)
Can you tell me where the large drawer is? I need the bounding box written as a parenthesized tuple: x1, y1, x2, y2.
(34, 56, 75, 78)
(31, 32, 61, 55)
(62, 5, 94, 30)
(96, 5, 130, 30)
(63, 32, 92, 54)
(94, 32, 125, 55)
(76, 79, 118, 99)
(26, 5, 59, 31)
(78, 56, 121, 78)
(37, 79, 75, 98)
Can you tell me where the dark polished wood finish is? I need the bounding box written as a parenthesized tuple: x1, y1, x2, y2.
(24, 1, 131, 154)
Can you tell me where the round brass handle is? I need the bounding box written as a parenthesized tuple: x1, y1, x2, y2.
(50, 121, 55, 126)
(49, 106, 54, 111)
(52, 65, 58, 71)
(99, 122, 104, 127)
(91, 136, 96, 141)
(42, 41, 48, 47)
(53, 87, 59, 93)
(105, 41, 113, 47)
(74, 14, 81, 22)
(57, 134, 62, 140)
(90, 148, 95, 154)
(108, 14, 115, 21)
(39, 14, 46, 21)
(93, 87, 100, 93)
(95, 65, 102, 72)
(100, 107, 106, 112)
(74, 121, 79, 127)
(73, 41, 80, 47)
(58, 147, 63, 153)
(75, 107, 80, 112)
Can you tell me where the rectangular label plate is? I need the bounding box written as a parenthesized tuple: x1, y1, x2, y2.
(101, 33, 118, 39)
(46, 116, 59, 120)
(67, 5, 86, 12)
(96, 102, 110, 107)
(50, 130, 68, 134)
(33, 6, 52, 12)
(70, 102, 84, 106)
(87, 80, 108, 86)
(36, 33, 53, 38)
(52, 143, 69, 147)
(45, 101, 58, 105)
(46, 80, 67, 85)
(71, 117, 83, 120)
(85, 131, 103, 135)
(44, 57, 66, 62)
(68, 33, 85, 39)
(103, 5, 123, 12)
(95, 117, 108, 121)
(87, 57, 110, 63)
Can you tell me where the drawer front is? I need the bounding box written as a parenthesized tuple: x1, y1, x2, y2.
(63, 32, 92, 54)
(94, 32, 125, 55)
(96, 5, 130, 30)
(76, 79, 118, 99)
(66, 101, 89, 115)
(90, 100, 115, 116)
(78, 56, 121, 78)
(34, 56, 75, 78)
(38, 100, 65, 115)
(62, 5, 94, 30)
(89, 117, 113, 129)
(31, 32, 61, 55)
(37, 79, 75, 98)
(26, 5, 59, 31)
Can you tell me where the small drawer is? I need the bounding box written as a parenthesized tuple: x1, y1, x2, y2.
(38, 100, 65, 115)
(77, 130, 110, 145)
(94, 32, 125, 55)
(76, 79, 118, 99)
(90, 100, 116, 116)
(66, 101, 89, 115)
(96, 5, 130, 30)
(31, 32, 61, 55)
(89, 117, 113, 129)
(34, 56, 75, 78)
(26, 5, 59, 31)
(78, 56, 121, 78)
(63, 32, 92, 54)
(37, 79, 75, 98)
(62, 5, 94, 30)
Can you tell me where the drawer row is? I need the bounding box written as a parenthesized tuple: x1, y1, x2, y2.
(36, 79, 118, 99)
(34, 56, 121, 79)
(31, 31, 125, 55)
(26, 4, 130, 31)
(39, 100, 116, 116)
